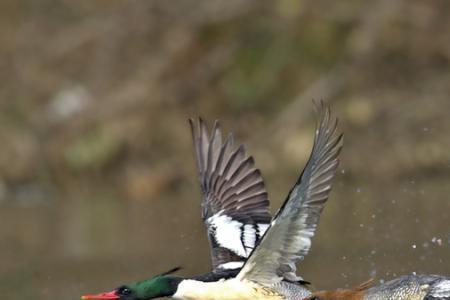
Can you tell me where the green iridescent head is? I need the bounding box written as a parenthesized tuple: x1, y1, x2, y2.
(82, 267, 183, 300)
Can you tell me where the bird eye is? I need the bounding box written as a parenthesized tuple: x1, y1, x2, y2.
(118, 286, 132, 296)
(122, 288, 131, 295)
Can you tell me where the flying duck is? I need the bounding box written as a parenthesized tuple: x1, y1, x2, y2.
(81, 102, 343, 300)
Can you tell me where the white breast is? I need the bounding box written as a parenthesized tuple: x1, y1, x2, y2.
(172, 278, 282, 300)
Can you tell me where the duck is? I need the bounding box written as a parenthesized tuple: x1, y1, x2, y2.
(81, 102, 343, 300)
(302, 274, 450, 300)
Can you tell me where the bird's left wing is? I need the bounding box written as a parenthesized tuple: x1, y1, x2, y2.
(237, 102, 343, 285)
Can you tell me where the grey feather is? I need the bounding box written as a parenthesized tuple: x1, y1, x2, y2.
(237, 101, 343, 285)
(363, 274, 450, 300)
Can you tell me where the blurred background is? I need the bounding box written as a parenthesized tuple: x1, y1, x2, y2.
(1, 1, 450, 299)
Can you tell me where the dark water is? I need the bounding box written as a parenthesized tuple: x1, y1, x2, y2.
(2, 165, 450, 300)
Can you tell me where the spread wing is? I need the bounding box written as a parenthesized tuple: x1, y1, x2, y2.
(237, 102, 343, 285)
(189, 118, 272, 271)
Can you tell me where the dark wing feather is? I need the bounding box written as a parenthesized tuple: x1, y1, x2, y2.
(237, 102, 343, 285)
(189, 118, 272, 270)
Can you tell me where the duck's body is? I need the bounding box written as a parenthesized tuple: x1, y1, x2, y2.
(174, 278, 310, 300)
(82, 102, 343, 300)
(304, 274, 450, 300)
(186, 271, 311, 300)
(174, 278, 276, 300)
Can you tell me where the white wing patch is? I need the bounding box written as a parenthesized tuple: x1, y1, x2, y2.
(257, 223, 269, 236)
(208, 212, 247, 257)
(243, 224, 256, 252)
(217, 261, 245, 270)
(207, 211, 270, 258)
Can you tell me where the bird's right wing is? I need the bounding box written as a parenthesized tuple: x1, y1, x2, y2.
(189, 118, 272, 271)
(237, 102, 343, 285)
